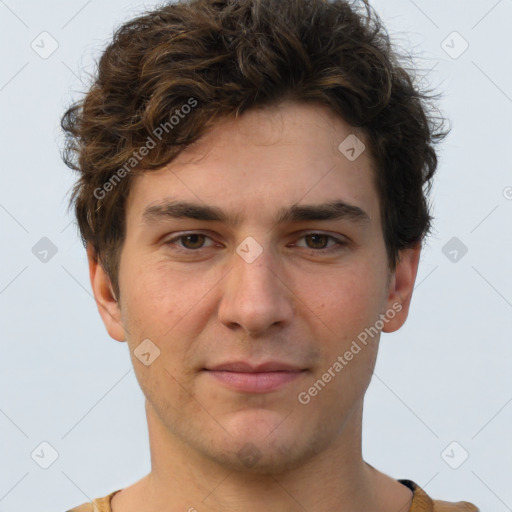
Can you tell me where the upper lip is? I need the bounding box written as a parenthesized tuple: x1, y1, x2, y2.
(206, 361, 305, 372)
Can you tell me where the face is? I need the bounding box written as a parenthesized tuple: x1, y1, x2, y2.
(90, 100, 419, 473)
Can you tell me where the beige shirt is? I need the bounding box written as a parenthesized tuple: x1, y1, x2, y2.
(66, 479, 479, 511)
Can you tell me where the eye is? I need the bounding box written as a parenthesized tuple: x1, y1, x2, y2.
(165, 233, 216, 251)
(164, 231, 348, 255)
(293, 232, 347, 254)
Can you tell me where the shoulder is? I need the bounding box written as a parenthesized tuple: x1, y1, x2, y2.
(66, 503, 93, 512)
(432, 499, 480, 512)
(399, 479, 479, 512)
(66, 489, 122, 512)
(66, 504, 93, 512)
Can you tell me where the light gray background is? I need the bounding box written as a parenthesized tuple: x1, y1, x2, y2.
(1, 1, 511, 511)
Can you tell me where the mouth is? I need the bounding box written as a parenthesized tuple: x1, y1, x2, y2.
(202, 361, 308, 393)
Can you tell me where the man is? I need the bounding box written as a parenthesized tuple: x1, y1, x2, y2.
(61, 0, 479, 510)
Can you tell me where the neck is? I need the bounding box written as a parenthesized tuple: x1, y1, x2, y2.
(122, 399, 405, 512)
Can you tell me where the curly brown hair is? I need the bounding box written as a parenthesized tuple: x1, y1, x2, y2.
(61, 0, 447, 299)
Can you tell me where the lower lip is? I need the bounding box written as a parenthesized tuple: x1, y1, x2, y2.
(205, 370, 306, 393)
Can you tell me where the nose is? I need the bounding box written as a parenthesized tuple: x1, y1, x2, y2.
(217, 244, 294, 337)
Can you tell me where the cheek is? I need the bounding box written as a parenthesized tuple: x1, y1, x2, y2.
(118, 258, 223, 398)
(296, 266, 383, 413)
(120, 256, 215, 339)
(296, 261, 386, 335)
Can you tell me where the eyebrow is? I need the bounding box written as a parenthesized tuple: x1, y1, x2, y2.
(141, 199, 371, 227)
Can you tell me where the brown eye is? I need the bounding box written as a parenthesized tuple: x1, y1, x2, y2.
(179, 234, 206, 249)
(294, 232, 347, 255)
(165, 232, 216, 252)
(304, 234, 330, 249)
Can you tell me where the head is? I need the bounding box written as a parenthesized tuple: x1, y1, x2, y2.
(62, 0, 446, 474)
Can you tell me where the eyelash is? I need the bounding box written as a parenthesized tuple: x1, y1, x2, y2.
(165, 232, 348, 255)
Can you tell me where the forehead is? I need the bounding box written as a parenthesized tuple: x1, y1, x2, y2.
(126, 101, 380, 227)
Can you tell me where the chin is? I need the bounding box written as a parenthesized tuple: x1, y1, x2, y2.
(203, 439, 313, 475)
(198, 414, 328, 475)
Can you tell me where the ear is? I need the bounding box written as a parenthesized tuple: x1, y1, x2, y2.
(381, 242, 421, 333)
(87, 244, 126, 342)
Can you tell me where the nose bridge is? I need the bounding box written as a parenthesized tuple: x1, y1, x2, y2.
(218, 237, 293, 335)
(235, 245, 278, 295)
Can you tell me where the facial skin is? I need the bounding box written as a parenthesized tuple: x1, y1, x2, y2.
(89, 100, 420, 512)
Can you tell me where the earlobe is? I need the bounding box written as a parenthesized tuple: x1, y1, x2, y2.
(86, 244, 126, 342)
(381, 243, 421, 333)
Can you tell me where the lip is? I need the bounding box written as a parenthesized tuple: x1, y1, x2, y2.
(207, 361, 304, 372)
(203, 361, 307, 393)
